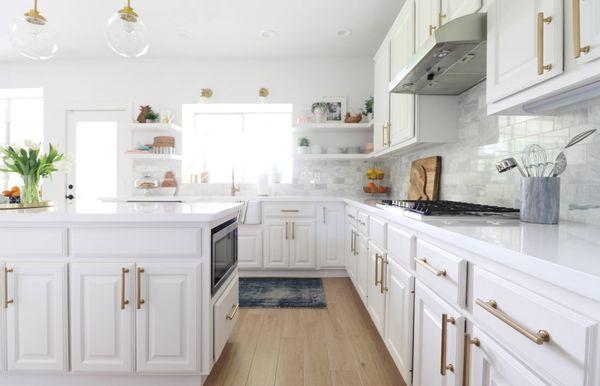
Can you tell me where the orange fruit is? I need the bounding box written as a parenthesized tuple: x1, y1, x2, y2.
(2, 190, 12, 197)
(11, 186, 20, 196)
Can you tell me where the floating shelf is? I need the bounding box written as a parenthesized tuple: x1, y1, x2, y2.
(124, 123, 183, 133)
(293, 121, 374, 133)
(125, 153, 183, 161)
(293, 153, 373, 160)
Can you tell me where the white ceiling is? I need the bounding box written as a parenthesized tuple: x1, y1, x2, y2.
(0, 0, 405, 61)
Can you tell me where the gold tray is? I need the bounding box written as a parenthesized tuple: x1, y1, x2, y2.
(0, 200, 56, 210)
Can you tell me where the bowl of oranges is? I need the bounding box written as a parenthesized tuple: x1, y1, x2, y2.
(363, 169, 390, 194)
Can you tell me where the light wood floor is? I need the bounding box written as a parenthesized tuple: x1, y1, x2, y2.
(205, 277, 408, 386)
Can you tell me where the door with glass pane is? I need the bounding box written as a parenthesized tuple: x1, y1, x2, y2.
(66, 110, 129, 200)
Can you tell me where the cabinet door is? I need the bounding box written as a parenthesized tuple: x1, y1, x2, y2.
(70, 263, 135, 372)
(384, 258, 415, 383)
(374, 42, 391, 152)
(441, 0, 481, 24)
(413, 280, 465, 386)
(238, 226, 263, 269)
(289, 220, 317, 269)
(354, 233, 369, 304)
(317, 204, 345, 269)
(416, 0, 441, 48)
(367, 242, 386, 336)
(487, 0, 563, 103)
(5, 262, 68, 372)
(263, 219, 290, 269)
(136, 263, 200, 373)
(389, 0, 416, 146)
(468, 326, 547, 386)
(576, 0, 600, 64)
(345, 225, 356, 280)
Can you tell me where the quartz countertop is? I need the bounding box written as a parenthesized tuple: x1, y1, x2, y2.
(0, 199, 243, 223)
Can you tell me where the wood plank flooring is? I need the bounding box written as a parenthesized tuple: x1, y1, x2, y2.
(205, 278, 408, 386)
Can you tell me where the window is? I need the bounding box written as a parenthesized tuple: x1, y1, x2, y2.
(0, 88, 44, 190)
(183, 104, 293, 183)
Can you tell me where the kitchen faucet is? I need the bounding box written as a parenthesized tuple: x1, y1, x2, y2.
(230, 167, 240, 196)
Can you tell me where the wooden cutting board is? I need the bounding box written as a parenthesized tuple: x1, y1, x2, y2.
(408, 156, 441, 201)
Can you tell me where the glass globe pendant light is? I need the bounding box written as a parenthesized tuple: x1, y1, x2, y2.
(105, 0, 149, 58)
(9, 0, 58, 60)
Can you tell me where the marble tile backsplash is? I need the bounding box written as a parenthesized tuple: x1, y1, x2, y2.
(385, 82, 600, 225)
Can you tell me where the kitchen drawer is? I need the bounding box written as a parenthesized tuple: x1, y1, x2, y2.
(386, 224, 415, 270)
(369, 216, 386, 248)
(214, 275, 240, 361)
(0, 227, 67, 257)
(472, 267, 599, 386)
(415, 240, 467, 308)
(346, 206, 358, 226)
(356, 211, 369, 236)
(263, 203, 316, 218)
(70, 227, 202, 257)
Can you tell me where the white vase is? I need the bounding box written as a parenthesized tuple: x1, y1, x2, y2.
(314, 108, 326, 123)
(269, 169, 282, 184)
(298, 146, 310, 155)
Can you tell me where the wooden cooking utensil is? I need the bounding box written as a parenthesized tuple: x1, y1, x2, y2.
(408, 156, 441, 200)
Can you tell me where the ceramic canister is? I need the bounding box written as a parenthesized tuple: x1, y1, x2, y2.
(520, 177, 560, 224)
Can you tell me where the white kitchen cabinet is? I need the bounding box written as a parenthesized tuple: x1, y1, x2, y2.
(238, 225, 263, 269)
(355, 233, 369, 304)
(416, 0, 441, 48)
(373, 42, 391, 153)
(384, 257, 415, 384)
(0, 263, 3, 373)
(70, 263, 135, 373)
(367, 242, 387, 336)
(346, 226, 357, 281)
(467, 326, 547, 386)
(413, 280, 465, 386)
(487, 0, 564, 103)
(263, 219, 290, 269)
(136, 263, 200, 373)
(289, 220, 317, 269)
(441, 0, 481, 24)
(213, 275, 239, 362)
(577, 0, 600, 64)
(5, 262, 68, 372)
(317, 204, 345, 269)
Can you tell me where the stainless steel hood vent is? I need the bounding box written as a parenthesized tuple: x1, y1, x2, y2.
(389, 13, 486, 95)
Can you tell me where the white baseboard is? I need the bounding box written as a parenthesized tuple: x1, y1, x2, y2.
(239, 269, 348, 278)
(0, 374, 204, 386)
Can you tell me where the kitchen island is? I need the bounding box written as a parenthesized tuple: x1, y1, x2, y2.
(0, 200, 243, 386)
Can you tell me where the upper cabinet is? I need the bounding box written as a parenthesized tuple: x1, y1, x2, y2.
(416, 0, 441, 48)
(575, 0, 600, 64)
(441, 0, 482, 24)
(373, 43, 391, 154)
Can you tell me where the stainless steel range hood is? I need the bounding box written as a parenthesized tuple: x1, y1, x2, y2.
(389, 13, 486, 95)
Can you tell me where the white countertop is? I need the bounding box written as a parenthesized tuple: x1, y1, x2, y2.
(0, 199, 243, 223)
(101, 195, 349, 203)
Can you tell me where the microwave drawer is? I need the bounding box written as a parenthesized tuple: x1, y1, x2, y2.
(472, 267, 599, 386)
(263, 203, 316, 218)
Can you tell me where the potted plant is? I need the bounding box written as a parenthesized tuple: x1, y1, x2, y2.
(145, 109, 160, 123)
(0, 141, 70, 204)
(362, 96, 373, 122)
(297, 137, 310, 154)
(311, 102, 328, 123)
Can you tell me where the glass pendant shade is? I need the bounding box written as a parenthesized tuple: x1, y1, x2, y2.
(9, 8, 58, 60)
(105, 4, 149, 58)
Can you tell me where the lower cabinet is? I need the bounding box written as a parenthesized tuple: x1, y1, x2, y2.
(70, 261, 201, 374)
(289, 220, 317, 269)
(213, 275, 240, 361)
(345, 226, 357, 281)
(317, 204, 345, 269)
(413, 280, 465, 386)
(238, 225, 263, 269)
(354, 232, 369, 304)
(367, 242, 386, 335)
(4, 262, 68, 372)
(263, 218, 316, 269)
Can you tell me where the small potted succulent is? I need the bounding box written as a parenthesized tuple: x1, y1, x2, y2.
(362, 96, 373, 122)
(297, 137, 310, 154)
(145, 109, 160, 123)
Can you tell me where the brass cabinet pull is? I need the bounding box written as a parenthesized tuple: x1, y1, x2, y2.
(440, 314, 456, 376)
(136, 267, 145, 310)
(291, 222, 295, 240)
(281, 209, 300, 213)
(476, 299, 550, 344)
(351, 230, 355, 254)
(374, 253, 381, 286)
(439, 13, 447, 27)
(415, 257, 447, 276)
(387, 123, 391, 146)
(573, 0, 590, 58)
(429, 24, 437, 36)
(537, 12, 554, 75)
(3, 267, 13, 309)
(380, 256, 389, 294)
(353, 232, 358, 256)
(120, 268, 130, 310)
(462, 333, 480, 386)
(323, 207, 326, 224)
(286, 221, 289, 240)
(382, 125, 386, 147)
(226, 304, 239, 320)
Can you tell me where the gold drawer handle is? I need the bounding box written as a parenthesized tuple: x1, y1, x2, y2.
(573, 0, 591, 58)
(226, 304, 239, 320)
(415, 257, 446, 277)
(120, 268, 130, 310)
(381, 257, 389, 294)
(429, 24, 437, 36)
(440, 314, 455, 376)
(137, 267, 145, 309)
(375, 253, 382, 287)
(3, 267, 13, 309)
(476, 299, 550, 345)
(463, 333, 480, 386)
(281, 209, 299, 213)
(537, 12, 553, 75)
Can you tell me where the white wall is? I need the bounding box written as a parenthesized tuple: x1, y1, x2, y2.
(0, 57, 373, 200)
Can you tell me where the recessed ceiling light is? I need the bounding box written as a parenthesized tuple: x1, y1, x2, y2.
(336, 28, 352, 37)
(259, 30, 276, 39)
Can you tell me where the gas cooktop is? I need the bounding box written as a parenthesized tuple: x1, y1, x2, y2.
(377, 200, 520, 219)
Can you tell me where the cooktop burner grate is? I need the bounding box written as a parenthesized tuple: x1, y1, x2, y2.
(379, 200, 520, 216)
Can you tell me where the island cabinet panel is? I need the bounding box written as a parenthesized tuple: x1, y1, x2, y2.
(136, 262, 200, 373)
(70, 263, 135, 373)
(0, 228, 67, 258)
(70, 227, 202, 258)
(5, 262, 68, 372)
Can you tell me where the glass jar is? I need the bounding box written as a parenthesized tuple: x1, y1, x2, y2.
(134, 172, 159, 196)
